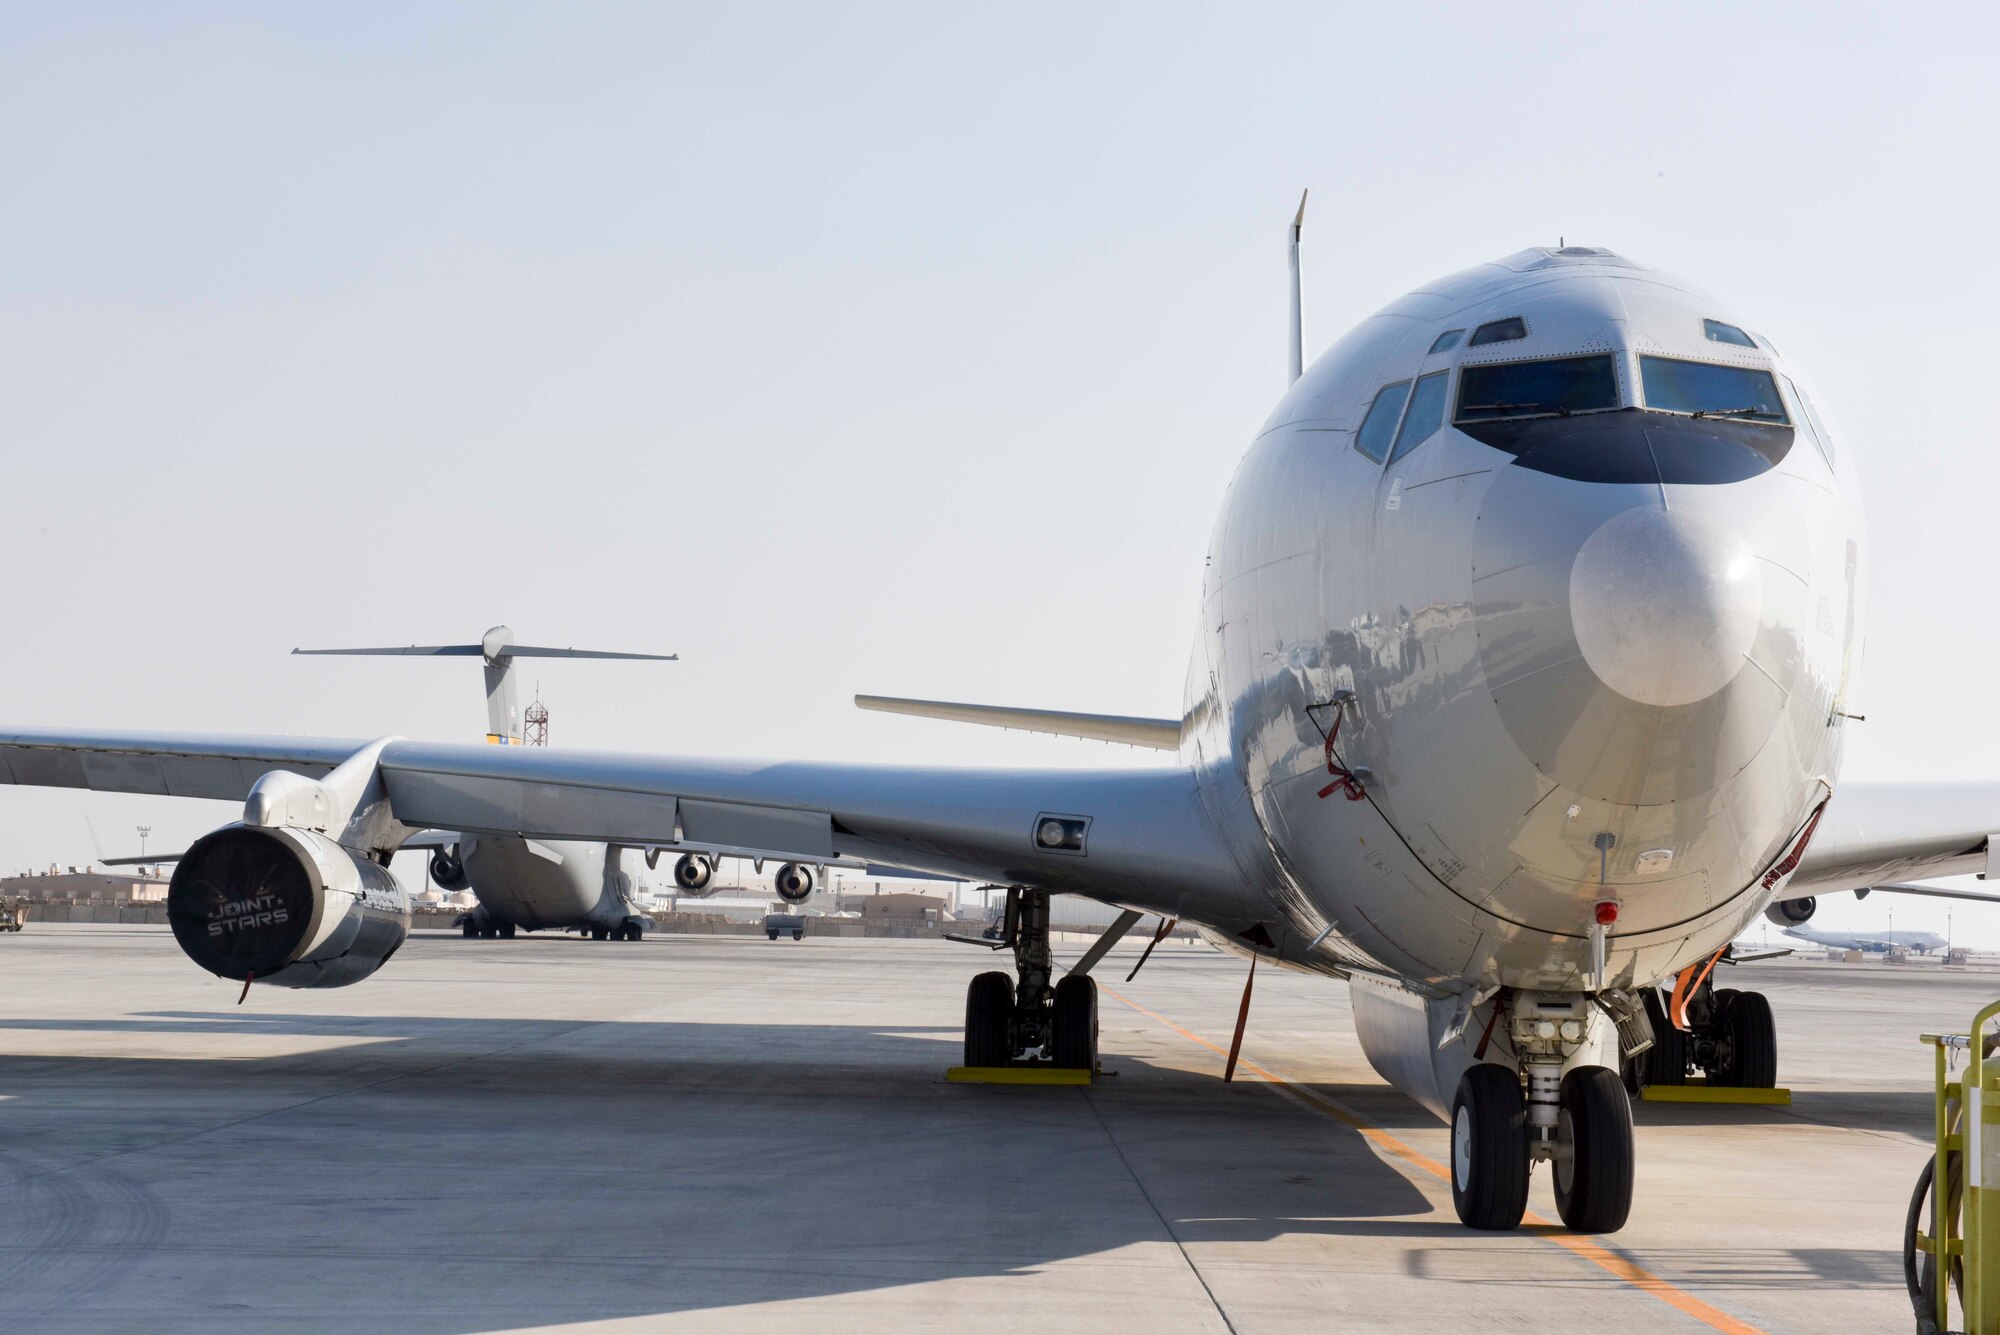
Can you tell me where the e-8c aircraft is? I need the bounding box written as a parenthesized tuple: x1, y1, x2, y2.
(8, 226, 1998, 1235)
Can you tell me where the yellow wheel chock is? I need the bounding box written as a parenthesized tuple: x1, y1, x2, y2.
(946, 1066, 1092, 1085)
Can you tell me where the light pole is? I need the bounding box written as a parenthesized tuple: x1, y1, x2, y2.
(137, 826, 151, 860)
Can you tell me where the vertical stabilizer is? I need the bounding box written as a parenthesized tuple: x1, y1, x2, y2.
(481, 626, 520, 743)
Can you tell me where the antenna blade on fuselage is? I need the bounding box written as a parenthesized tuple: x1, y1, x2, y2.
(1287, 187, 1308, 386)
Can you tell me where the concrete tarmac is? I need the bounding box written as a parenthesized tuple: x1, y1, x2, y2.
(0, 925, 1977, 1332)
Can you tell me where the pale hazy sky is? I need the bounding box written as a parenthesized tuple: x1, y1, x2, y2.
(3, 3, 1998, 943)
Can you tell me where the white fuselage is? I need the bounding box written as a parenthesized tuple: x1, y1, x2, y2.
(1187, 247, 1862, 999)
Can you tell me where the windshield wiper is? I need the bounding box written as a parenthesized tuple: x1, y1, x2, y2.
(1690, 405, 1783, 421)
(1463, 401, 1573, 418)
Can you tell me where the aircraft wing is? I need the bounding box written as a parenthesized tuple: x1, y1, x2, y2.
(1788, 782, 2000, 895)
(0, 728, 1249, 919)
(0, 729, 367, 800)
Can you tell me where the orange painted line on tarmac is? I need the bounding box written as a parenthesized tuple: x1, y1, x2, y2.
(1097, 983, 1766, 1335)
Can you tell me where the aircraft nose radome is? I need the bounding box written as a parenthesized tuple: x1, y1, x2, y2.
(1470, 469, 1800, 807)
(1568, 506, 1762, 707)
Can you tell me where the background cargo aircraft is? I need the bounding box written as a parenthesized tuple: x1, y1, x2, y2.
(13, 222, 2000, 1236)
(1781, 924, 1950, 954)
(294, 625, 683, 940)
(116, 626, 870, 939)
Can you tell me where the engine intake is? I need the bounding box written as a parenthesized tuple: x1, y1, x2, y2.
(429, 850, 467, 891)
(1764, 896, 1815, 927)
(773, 862, 815, 904)
(674, 854, 716, 894)
(168, 824, 410, 988)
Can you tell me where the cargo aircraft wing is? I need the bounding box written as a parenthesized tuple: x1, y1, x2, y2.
(0, 727, 1249, 921)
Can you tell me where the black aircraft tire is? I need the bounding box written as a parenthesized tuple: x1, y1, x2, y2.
(964, 971, 1015, 1068)
(591, 927, 608, 942)
(1716, 990, 1778, 1088)
(1640, 987, 1687, 1086)
(1450, 1064, 1530, 1231)
(629, 924, 644, 942)
(1051, 974, 1098, 1071)
(461, 922, 477, 939)
(1553, 1067, 1635, 1234)
(499, 922, 516, 939)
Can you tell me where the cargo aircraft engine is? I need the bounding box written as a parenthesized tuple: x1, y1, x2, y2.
(773, 862, 815, 904)
(428, 849, 467, 891)
(1764, 896, 1816, 927)
(673, 853, 716, 895)
(167, 823, 411, 988)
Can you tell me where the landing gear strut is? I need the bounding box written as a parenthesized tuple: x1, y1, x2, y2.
(962, 888, 1097, 1071)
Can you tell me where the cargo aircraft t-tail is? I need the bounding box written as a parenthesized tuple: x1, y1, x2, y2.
(15, 207, 2000, 1235)
(288, 626, 859, 938)
(292, 626, 680, 940)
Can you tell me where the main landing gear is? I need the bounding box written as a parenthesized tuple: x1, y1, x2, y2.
(963, 888, 1098, 1071)
(458, 908, 516, 939)
(1625, 969, 1778, 1091)
(1450, 992, 1636, 1234)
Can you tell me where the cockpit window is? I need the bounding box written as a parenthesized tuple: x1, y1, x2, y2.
(1455, 355, 1619, 422)
(1427, 329, 1464, 354)
(1388, 372, 1448, 464)
(1468, 317, 1527, 346)
(1703, 319, 1757, 348)
(1640, 356, 1788, 423)
(1356, 380, 1412, 462)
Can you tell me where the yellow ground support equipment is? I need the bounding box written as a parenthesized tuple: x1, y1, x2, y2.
(1908, 1000, 2000, 1334)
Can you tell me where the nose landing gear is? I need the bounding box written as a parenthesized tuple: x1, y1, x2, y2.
(1451, 991, 1636, 1233)
(961, 888, 1098, 1072)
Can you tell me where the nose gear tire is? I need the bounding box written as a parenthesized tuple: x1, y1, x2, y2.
(1553, 1066, 1635, 1233)
(1450, 1065, 1530, 1230)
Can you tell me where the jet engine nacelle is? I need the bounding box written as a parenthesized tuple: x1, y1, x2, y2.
(1764, 896, 1816, 927)
(168, 823, 411, 989)
(673, 853, 716, 895)
(428, 850, 467, 892)
(773, 862, 815, 904)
